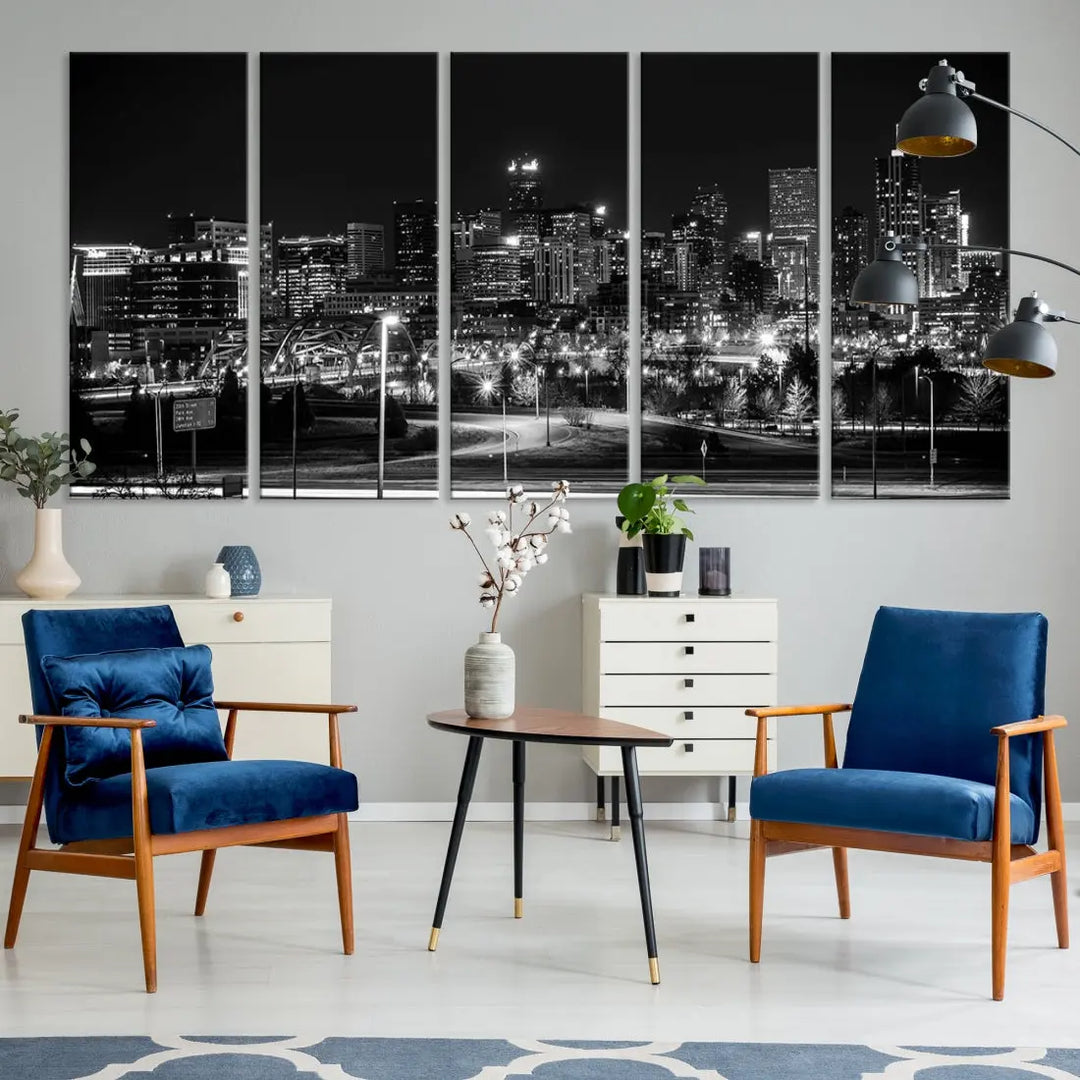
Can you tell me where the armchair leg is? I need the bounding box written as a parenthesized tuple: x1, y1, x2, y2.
(131, 732, 157, 993)
(990, 736, 1011, 1001)
(333, 813, 354, 955)
(832, 847, 851, 919)
(749, 819, 765, 962)
(1044, 730, 1069, 950)
(194, 850, 216, 916)
(5, 727, 52, 950)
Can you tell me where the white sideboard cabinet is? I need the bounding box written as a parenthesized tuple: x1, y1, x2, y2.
(582, 593, 778, 834)
(0, 595, 333, 779)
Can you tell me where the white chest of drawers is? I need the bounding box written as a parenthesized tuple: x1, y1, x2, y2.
(0, 595, 333, 780)
(582, 594, 778, 813)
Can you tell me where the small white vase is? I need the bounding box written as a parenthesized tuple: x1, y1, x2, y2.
(464, 631, 516, 719)
(204, 562, 231, 599)
(15, 508, 81, 600)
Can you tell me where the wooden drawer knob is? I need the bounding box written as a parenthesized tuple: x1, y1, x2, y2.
(232, 611, 245, 623)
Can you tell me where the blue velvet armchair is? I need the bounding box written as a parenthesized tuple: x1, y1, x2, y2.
(4, 605, 359, 993)
(747, 606, 1068, 1000)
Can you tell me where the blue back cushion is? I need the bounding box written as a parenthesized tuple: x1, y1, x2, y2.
(844, 607, 1047, 823)
(41, 644, 228, 785)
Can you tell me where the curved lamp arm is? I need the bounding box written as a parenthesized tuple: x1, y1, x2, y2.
(949, 243, 1080, 281)
(965, 89, 1080, 161)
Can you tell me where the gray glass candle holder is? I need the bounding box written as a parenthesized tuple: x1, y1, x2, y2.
(698, 547, 731, 597)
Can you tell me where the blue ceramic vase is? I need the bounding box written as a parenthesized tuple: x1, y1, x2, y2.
(216, 545, 261, 597)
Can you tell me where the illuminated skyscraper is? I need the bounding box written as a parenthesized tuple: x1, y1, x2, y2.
(507, 156, 542, 212)
(469, 241, 525, 304)
(70, 244, 140, 351)
(768, 166, 818, 303)
(922, 190, 963, 297)
(346, 222, 386, 280)
(535, 239, 576, 306)
(394, 199, 437, 286)
(832, 206, 870, 306)
(545, 208, 596, 301)
(689, 183, 728, 277)
(276, 235, 347, 317)
(874, 150, 924, 290)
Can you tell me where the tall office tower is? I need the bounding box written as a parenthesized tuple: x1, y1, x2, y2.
(506, 157, 542, 296)
(393, 199, 438, 286)
(672, 240, 700, 293)
(875, 150, 924, 289)
(601, 229, 628, 284)
(470, 241, 525, 303)
(507, 155, 542, 212)
(588, 203, 608, 239)
(70, 244, 140, 352)
(768, 166, 819, 303)
(346, 222, 386, 280)
(276, 235, 348, 318)
(455, 208, 503, 249)
(642, 231, 667, 286)
(922, 190, 963, 297)
(545, 208, 596, 301)
(689, 183, 728, 276)
(832, 206, 870, 307)
(671, 212, 709, 292)
(257, 223, 275, 317)
(726, 254, 766, 314)
(730, 230, 764, 264)
(534, 239, 576, 306)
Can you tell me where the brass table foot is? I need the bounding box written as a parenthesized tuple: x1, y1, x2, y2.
(596, 807, 606, 822)
(514, 897, 523, 919)
(428, 927, 440, 951)
(610, 825, 621, 841)
(649, 956, 660, 984)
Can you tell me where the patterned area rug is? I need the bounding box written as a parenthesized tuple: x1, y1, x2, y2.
(2, 1039, 1080, 1079)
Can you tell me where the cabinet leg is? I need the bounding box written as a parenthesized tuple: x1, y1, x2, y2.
(595, 774, 605, 822)
(727, 776, 737, 823)
(610, 776, 621, 841)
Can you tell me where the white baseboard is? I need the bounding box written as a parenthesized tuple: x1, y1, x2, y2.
(4, 802, 1080, 826)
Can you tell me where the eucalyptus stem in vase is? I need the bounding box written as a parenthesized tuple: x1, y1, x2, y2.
(450, 480, 571, 718)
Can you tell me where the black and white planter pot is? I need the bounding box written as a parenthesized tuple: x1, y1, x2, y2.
(642, 533, 687, 597)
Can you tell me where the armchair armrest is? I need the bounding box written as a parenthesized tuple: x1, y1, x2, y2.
(991, 715, 1067, 738)
(214, 701, 357, 715)
(19, 713, 156, 729)
(745, 703, 852, 719)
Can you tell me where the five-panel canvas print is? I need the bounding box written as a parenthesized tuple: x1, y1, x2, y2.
(67, 50, 1011, 500)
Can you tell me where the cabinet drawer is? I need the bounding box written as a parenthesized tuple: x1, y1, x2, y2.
(598, 600, 776, 642)
(599, 705, 767, 740)
(601, 641, 776, 675)
(172, 600, 330, 645)
(600, 673, 776, 708)
(591, 738, 773, 775)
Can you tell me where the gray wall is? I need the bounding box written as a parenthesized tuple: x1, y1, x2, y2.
(2, 0, 1079, 807)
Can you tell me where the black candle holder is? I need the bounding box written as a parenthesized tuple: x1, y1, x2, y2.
(698, 547, 731, 596)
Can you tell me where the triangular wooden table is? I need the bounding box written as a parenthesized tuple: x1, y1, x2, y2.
(426, 707, 673, 984)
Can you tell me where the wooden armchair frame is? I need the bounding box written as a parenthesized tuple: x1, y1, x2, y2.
(747, 703, 1068, 1000)
(4, 700, 358, 993)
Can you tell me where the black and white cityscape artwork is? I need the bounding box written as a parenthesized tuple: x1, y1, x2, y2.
(642, 53, 820, 496)
(260, 53, 438, 498)
(450, 52, 629, 495)
(69, 53, 248, 498)
(831, 53, 1010, 499)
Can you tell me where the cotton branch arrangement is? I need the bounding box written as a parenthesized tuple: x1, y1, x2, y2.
(450, 480, 571, 633)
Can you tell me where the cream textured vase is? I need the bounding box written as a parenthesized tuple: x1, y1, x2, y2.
(15, 508, 81, 600)
(464, 631, 516, 719)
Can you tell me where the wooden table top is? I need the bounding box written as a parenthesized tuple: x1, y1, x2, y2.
(427, 707, 673, 747)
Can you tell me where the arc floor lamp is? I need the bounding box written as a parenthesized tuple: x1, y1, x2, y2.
(850, 59, 1079, 379)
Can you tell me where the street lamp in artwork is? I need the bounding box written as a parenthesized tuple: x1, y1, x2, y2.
(377, 313, 400, 501)
(914, 365, 936, 490)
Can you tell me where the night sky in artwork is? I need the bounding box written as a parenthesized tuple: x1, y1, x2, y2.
(642, 53, 818, 236)
(260, 53, 437, 252)
(832, 52, 1009, 247)
(452, 53, 628, 225)
(69, 53, 247, 246)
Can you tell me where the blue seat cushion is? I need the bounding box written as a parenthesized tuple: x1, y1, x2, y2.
(41, 644, 228, 786)
(750, 767, 1037, 845)
(52, 759, 359, 844)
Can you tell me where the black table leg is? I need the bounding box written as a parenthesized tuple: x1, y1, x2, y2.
(728, 775, 738, 823)
(610, 775, 621, 841)
(513, 739, 525, 919)
(429, 735, 484, 951)
(595, 774, 605, 822)
(621, 745, 659, 984)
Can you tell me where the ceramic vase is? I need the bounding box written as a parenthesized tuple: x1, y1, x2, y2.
(642, 533, 687, 597)
(15, 508, 81, 600)
(204, 562, 232, 599)
(216, 545, 261, 596)
(464, 631, 515, 719)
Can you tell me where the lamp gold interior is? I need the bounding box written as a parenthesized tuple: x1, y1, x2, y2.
(897, 134, 976, 157)
(982, 356, 1055, 378)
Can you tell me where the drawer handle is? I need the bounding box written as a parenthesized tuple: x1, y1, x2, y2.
(684, 678, 694, 689)
(684, 710, 694, 721)
(684, 645, 695, 656)
(684, 742, 694, 753)
(233, 611, 245, 623)
(685, 613, 695, 623)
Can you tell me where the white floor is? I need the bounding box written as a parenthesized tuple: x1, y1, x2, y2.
(1, 819, 1078, 1046)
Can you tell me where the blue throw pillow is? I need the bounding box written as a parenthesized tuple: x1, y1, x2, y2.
(41, 644, 228, 786)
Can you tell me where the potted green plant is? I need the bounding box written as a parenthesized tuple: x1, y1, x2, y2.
(617, 473, 705, 596)
(0, 409, 96, 599)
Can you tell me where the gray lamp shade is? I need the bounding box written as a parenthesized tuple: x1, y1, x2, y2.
(982, 295, 1058, 378)
(896, 62, 977, 157)
(850, 246, 920, 307)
